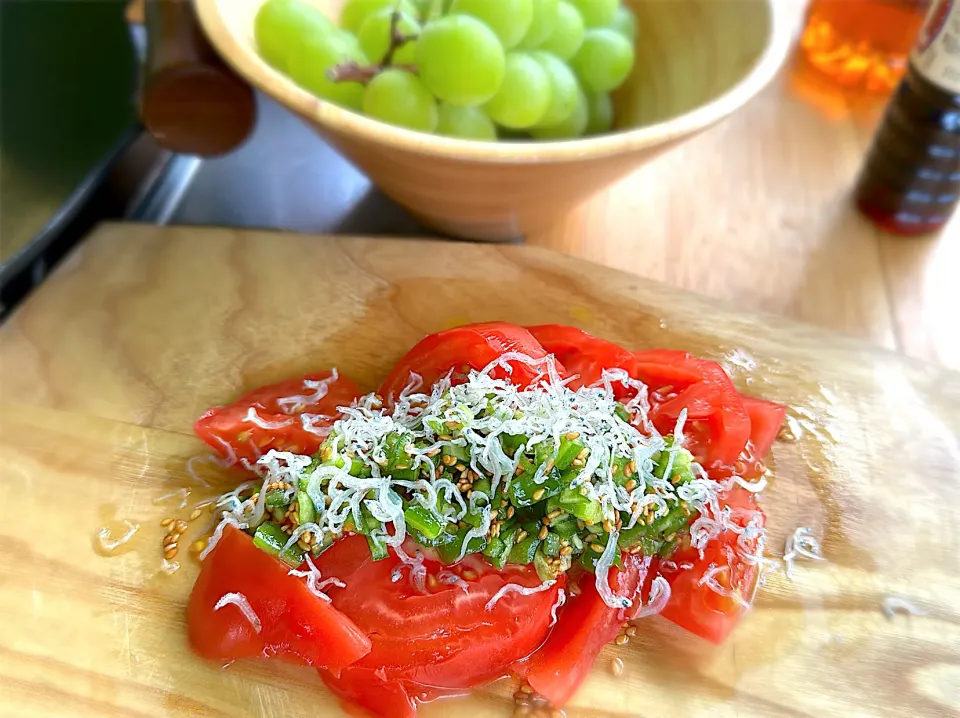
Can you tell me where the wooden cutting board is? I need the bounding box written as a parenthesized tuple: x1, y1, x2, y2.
(1, 223, 958, 718)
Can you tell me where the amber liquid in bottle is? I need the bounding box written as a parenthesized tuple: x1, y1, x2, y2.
(853, 0, 960, 235)
(802, 0, 930, 93)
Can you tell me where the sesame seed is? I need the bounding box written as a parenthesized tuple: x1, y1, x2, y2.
(538, 525, 549, 540)
(455, 463, 466, 472)
(611, 657, 624, 676)
(625, 479, 638, 492)
(160, 518, 173, 527)
(438, 434, 452, 441)
(589, 543, 605, 553)
(626, 625, 637, 637)
(577, 520, 585, 530)
(506, 506, 515, 519)
(585, 534, 598, 543)
(541, 516, 551, 526)
(603, 519, 614, 533)
(560, 546, 573, 556)
(189, 509, 203, 522)
(427, 448, 440, 457)
(190, 539, 206, 553)
(532, 488, 546, 501)
(520, 684, 534, 695)
(164, 546, 178, 560)
(625, 461, 636, 478)
(515, 530, 528, 544)
(576, 447, 589, 460)
(547, 509, 563, 519)
(163, 534, 176, 547)
(564, 432, 580, 440)
(544, 459, 555, 472)
(571, 458, 584, 467)
(442, 455, 456, 466)
(462, 570, 478, 581)
(615, 634, 629, 646)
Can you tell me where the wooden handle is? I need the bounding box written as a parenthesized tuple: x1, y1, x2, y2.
(140, 0, 256, 157)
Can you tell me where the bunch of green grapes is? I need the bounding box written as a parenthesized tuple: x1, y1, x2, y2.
(254, 0, 637, 140)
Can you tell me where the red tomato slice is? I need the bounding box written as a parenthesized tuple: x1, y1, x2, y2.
(517, 553, 651, 707)
(194, 371, 361, 464)
(659, 489, 765, 644)
(187, 525, 371, 671)
(379, 323, 559, 401)
(640, 356, 751, 471)
(314, 536, 562, 695)
(525, 325, 636, 390)
(740, 395, 787, 458)
(320, 667, 418, 718)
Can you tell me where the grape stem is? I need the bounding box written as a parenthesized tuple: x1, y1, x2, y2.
(326, 60, 417, 84)
(327, 9, 418, 85)
(382, 8, 418, 67)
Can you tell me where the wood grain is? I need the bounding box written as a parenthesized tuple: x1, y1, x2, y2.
(1, 223, 959, 717)
(527, 52, 960, 370)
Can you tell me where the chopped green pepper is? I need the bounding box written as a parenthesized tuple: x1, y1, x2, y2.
(366, 533, 389, 561)
(557, 486, 603, 524)
(265, 489, 291, 508)
(437, 527, 487, 564)
(297, 490, 315, 525)
(404, 505, 444, 540)
(508, 534, 540, 564)
(253, 521, 305, 567)
(483, 525, 519, 569)
(554, 436, 586, 470)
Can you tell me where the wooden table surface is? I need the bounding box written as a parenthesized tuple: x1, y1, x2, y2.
(1, 224, 959, 718)
(529, 51, 960, 372)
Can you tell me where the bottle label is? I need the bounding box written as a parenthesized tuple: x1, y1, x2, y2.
(912, 0, 960, 92)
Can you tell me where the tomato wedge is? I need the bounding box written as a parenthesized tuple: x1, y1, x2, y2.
(194, 370, 361, 464)
(517, 554, 651, 707)
(314, 536, 562, 698)
(187, 525, 371, 671)
(525, 325, 636, 391)
(741, 395, 787, 458)
(659, 489, 766, 644)
(379, 323, 559, 402)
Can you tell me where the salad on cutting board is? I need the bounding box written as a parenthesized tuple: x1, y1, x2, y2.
(181, 323, 787, 717)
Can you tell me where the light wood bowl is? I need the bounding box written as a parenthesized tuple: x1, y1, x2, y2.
(195, 0, 794, 240)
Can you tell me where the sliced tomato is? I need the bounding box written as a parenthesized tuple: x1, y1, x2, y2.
(314, 536, 561, 702)
(517, 553, 650, 707)
(187, 525, 371, 671)
(659, 489, 765, 645)
(320, 667, 418, 718)
(637, 356, 750, 471)
(525, 325, 636, 390)
(740, 395, 787, 458)
(379, 323, 559, 402)
(194, 370, 361, 464)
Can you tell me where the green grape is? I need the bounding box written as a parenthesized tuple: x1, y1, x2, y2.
(363, 69, 439, 132)
(585, 91, 613, 134)
(288, 32, 368, 110)
(449, 0, 533, 50)
(530, 88, 588, 139)
(567, 0, 616, 28)
(610, 4, 637, 40)
(570, 28, 634, 93)
(254, 0, 336, 73)
(529, 51, 578, 127)
(357, 7, 421, 64)
(340, 0, 418, 34)
(437, 103, 498, 140)
(539, 1, 584, 60)
(484, 53, 550, 129)
(416, 15, 506, 107)
(516, 0, 559, 49)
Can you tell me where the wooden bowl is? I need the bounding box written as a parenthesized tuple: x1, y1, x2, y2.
(195, 0, 793, 240)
